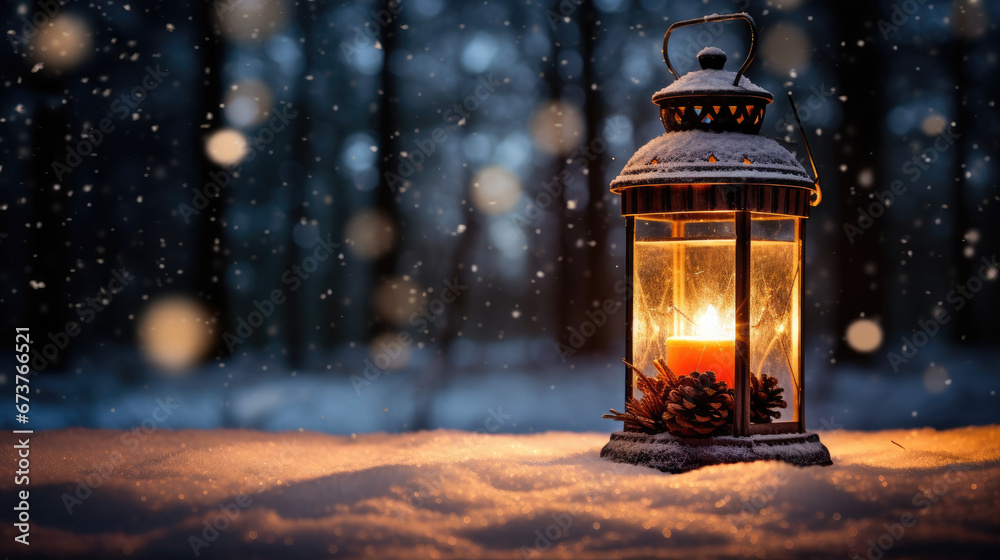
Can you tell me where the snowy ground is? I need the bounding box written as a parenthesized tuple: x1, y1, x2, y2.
(3, 426, 998, 559)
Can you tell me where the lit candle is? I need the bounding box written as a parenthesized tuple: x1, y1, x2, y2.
(665, 304, 736, 387)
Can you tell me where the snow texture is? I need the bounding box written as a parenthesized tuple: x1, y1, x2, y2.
(610, 129, 814, 190)
(698, 46, 727, 58)
(3, 426, 998, 559)
(655, 68, 771, 99)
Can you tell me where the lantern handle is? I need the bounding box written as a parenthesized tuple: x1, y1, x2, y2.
(663, 13, 758, 87)
(787, 91, 823, 206)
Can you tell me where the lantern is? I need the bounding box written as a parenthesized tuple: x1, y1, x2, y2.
(601, 13, 832, 472)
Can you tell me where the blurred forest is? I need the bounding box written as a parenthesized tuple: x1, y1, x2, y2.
(1, 0, 998, 406)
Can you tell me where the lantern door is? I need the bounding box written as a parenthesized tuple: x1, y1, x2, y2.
(626, 211, 804, 436)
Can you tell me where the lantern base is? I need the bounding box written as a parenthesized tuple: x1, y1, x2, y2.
(600, 431, 832, 473)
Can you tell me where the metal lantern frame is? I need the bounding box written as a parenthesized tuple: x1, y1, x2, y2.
(601, 13, 832, 472)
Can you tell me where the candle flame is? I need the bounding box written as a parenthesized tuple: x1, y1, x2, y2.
(696, 304, 722, 338)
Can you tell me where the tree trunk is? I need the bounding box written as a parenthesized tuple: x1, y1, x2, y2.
(281, 1, 320, 367)
(833, 5, 885, 363)
(194, 1, 230, 361)
(546, 1, 573, 352)
(371, 0, 403, 340)
(579, 0, 613, 355)
(27, 100, 72, 371)
(948, 38, 975, 343)
(24, 2, 73, 371)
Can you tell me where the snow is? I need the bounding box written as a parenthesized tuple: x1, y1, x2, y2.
(698, 46, 726, 58)
(610, 129, 814, 190)
(654, 68, 771, 99)
(5, 426, 998, 559)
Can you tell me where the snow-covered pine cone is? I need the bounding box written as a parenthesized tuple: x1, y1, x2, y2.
(663, 371, 734, 437)
(750, 372, 787, 423)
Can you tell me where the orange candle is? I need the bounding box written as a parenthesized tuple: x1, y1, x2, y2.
(665, 305, 736, 388)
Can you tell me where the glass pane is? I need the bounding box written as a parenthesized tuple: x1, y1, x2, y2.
(632, 214, 737, 390)
(749, 215, 801, 424)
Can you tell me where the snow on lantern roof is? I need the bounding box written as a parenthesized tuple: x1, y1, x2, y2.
(653, 47, 772, 102)
(609, 129, 814, 191)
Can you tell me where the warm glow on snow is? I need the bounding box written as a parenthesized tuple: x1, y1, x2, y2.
(4, 426, 998, 559)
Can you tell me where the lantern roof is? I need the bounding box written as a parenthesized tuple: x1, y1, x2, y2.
(609, 129, 814, 191)
(610, 13, 820, 202)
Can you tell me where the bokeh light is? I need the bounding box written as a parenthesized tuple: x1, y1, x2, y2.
(773, 0, 805, 9)
(857, 167, 874, 189)
(470, 166, 521, 215)
(214, 0, 288, 42)
(922, 365, 950, 394)
(205, 128, 250, 166)
(138, 297, 215, 372)
(31, 13, 92, 71)
(920, 114, 948, 136)
(224, 80, 274, 128)
(345, 209, 397, 259)
(845, 318, 883, 353)
(530, 101, 585, 156)
(368, 332, 412, 371)
(374, 277, 425, 326)
(951, 0, 989, 39)
(760, 23, 811, 76)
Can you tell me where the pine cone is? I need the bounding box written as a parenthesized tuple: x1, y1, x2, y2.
(750, 372, 787, 423)
(663, 371, 734, 437)
(603, 359, 678, 434)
